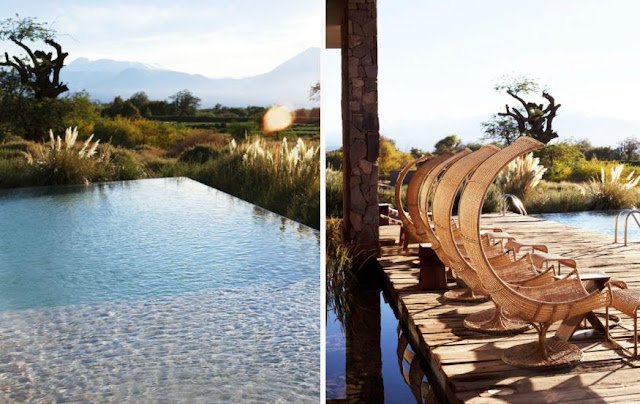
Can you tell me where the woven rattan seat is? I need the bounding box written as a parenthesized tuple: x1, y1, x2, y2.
(431, 146, 555, 334)
(458, 137, 628, 369)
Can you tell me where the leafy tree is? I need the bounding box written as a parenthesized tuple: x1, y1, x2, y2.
(465, 142, 483, 151)
(226, 122, 257, 141)
(379, 136, 412, 175)
(434, 135, 461, 154)
(170, 89, 201, 118)
(326, 149, 343, 170)
(494, 75, 561, 144)
(585, 146, 619, 161)
(410, 147, 427, 159)
(481, 115, 519, 145)
(618, 136, 640, 162)
(0, 15, 68, 100)
(147, 100, 176, 116)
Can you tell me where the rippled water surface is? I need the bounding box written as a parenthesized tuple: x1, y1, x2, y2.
(537, 210, 640, 241)
(0, 178, 320, 402)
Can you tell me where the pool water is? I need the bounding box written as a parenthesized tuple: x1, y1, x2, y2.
(536, 210, 640, 242)
(326, 274, 440, 403)
(0, 178, 320, 402)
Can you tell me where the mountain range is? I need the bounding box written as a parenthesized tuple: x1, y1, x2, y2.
(62, 47, 320, 108)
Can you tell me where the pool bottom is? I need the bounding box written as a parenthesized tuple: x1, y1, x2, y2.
(0, 279, 319, 403)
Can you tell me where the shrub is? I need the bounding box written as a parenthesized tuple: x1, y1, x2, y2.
(496, 153, 546, 200)
(226, 122, 258, 141)
(109, 148, 144, 180)
(482, 183, 502, 213)
(0, 157, 34, 188)
(584, 165, 640, 210)
(326, 149, 342, 170)
(167, 131, 229, 156)
(178, 144, 222, 164)
(525, 181, 587, 213)
(327, 168, 343, 218)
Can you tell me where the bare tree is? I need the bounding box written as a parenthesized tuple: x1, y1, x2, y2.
(0, 15, 69, 100)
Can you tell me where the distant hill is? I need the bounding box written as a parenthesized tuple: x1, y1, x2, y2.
(62, 47, 320, 108)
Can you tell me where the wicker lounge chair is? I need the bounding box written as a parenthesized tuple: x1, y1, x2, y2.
(394, 154, 433, 248)
(409, 150, 533, 303)
(458, 136, 628, 368)
(432, 145, 555, 334)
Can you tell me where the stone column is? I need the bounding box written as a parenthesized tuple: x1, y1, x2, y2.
(341, 0, 379, 255)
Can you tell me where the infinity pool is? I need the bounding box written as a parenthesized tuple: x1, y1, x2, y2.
(0, 178, 319, 402)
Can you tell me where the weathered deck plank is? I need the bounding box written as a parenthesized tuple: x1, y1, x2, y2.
(379, 213, 640, 403)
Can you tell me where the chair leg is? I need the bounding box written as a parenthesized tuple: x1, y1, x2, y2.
(634, 309, 638, 359)
(605, 305, 610, 341)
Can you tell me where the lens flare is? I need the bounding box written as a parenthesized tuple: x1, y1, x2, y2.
(262, 105, 295, 133)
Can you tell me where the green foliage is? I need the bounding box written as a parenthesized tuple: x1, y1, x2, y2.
(379, 136, 412, 175)
(525, 181, 587, 213)
(481, 115, 519, 145)
(496, 153, 546, 200)
(494, 74, 540, 94)
(585, 146, 618, 161)
(0, 14, 55, 41)
(169, 89, 201, 118)
(410, 147, 427, 159)
(92, 117, 191, 149)
(0, 88, 100, 141)
(584, 164, 640, 210)
(326, 168, 343, 218)
(618, 136, 640, 162)
(168, 137, 320, 229)
(482, 183, 503, 213)
(434, 135, 461, 155)
(326, 149, 342, 170)
(168, 131, 229, 156)
(226, 122, 258, 141)
(178, 144, 221, 164)
(535, 142, 585, 181)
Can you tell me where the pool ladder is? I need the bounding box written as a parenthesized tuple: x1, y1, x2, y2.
(614, 209, 640, 245)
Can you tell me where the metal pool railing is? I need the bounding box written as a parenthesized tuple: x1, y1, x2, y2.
(614, 209, 640, 245)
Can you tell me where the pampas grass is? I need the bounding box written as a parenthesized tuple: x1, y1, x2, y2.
(497, 152, 546, 200)
(585, 164, 640, 210)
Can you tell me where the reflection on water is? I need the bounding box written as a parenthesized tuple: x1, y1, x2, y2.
(326, 264, 442, 403)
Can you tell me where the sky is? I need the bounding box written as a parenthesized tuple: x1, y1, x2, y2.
(0, 0, 320, 78)
(324, 0, 640, 150)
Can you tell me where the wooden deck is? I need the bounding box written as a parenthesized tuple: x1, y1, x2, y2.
(379, 213, 640, 403)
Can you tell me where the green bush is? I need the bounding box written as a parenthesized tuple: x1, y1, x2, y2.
(525, 181, 587, 213)
(326, 168, 343, 218)
(326, 149, 342, 170)
(93, 117, 143, 148)
(482, 183, 502, 213)
(0, 158, 34, 188)
(178, 144, 222, 164)
(109, 149, 144, 180)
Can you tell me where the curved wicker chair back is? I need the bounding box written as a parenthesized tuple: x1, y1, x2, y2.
(411, 150, 471, 244)
(395, 154, 432, 242)
(431, 146, 500, 289)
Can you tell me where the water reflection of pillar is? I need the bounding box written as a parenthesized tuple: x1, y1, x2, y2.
(345, 281, 384, 403)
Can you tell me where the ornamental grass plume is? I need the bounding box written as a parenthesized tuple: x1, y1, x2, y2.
(496, 152, 546, 200)
(24, 127, 110, 185)
(585, 164, 640, 210)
